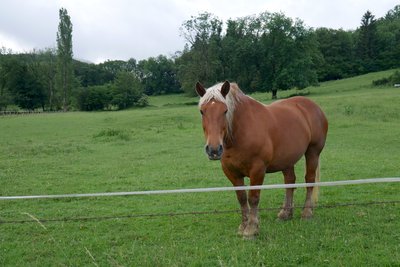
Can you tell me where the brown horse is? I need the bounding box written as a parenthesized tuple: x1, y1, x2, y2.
(196, 81, 328, 238)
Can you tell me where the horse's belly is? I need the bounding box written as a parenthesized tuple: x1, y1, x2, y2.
(265, 156, 301, 172)
(264, 144, 306, 173)
(265, 159, 300, 173)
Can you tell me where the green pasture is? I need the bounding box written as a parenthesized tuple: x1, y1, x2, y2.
(1, 70, 399, 266)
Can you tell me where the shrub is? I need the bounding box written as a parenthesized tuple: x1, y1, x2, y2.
(372, 77, 390, 86)
(77, 84, 113, 111)
(390, 70, 400, 84)
(136, 94, 149, 107)
(77, 72, 149, 111)
(372, 70, 400, 87)
(112, 71, 143, 110)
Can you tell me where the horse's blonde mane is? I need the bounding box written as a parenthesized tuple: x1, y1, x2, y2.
(199, 82, 244, 136)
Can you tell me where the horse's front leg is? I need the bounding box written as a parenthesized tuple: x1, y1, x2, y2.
(223, 167, 248, 235)
(243, 167, 265, 238)
(235, 186, 249, 235)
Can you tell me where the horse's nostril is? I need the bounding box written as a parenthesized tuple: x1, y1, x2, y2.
(205, 144, 223, 159)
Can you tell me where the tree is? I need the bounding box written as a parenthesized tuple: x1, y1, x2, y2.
(315, 28, 356, 81)
(221, 16, 263, 92)
(39, 48, 58, 110)
(179, 12, 224, 94)
(25, 48, 59, 110)
(112, 71, 144, 110)
(0, 49, 13, 110)
(100, 58, 138, 77)
(77, 84, 113, 111)
(138, 55, 181, 95)
(74, 60, 114, 87)
(375, 5, 400, 69)
(176, 11, 322, 97)
(356, 11, 379, 72)
(56, 8, 74, 111)
(260, 12, 319, 98)
(6, 58, 46, 110)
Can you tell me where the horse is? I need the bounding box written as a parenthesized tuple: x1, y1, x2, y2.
(195, 81, 328, 238)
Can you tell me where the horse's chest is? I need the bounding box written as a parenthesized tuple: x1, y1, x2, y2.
(222, 149, 263, 176)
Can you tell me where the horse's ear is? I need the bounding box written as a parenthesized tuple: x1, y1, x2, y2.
(221, 80, 230, 98)
(195, 82, 206, 97)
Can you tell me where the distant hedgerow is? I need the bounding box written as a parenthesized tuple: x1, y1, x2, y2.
(372, 70, 400, 86)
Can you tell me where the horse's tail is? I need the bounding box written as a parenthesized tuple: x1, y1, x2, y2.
(311, 161, 320, 205)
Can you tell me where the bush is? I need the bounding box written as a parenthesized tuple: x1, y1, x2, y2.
(77, 84, 113, 111)
(372, 77, 390, 86)
(136, 94, 149, 107)
(390, 70, 400, 84)
(112, 71, 144, 110)
(372, 70, 400, 87)
(77, 72, 149, 111)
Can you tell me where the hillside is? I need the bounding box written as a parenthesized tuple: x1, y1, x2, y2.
(149, 69, 399, 106)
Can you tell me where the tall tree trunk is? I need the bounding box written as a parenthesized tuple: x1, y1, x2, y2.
(57, 8, 73, 112)
(63, 66, 67, 112)
(271, 89, 277, 99)
(272, 89, 278, 99)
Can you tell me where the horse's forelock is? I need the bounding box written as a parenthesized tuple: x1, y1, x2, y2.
(198, 83, 226, 107)
(198, 82, 242, 137)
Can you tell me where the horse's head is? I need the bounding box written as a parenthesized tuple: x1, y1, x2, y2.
(196, 81, 230, 160)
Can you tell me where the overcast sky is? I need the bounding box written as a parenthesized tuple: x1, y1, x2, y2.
(0, 0, 398, 63)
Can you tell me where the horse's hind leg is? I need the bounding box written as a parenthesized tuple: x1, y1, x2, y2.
(278, 167, 296, 220)
(302, 149, 320, 219)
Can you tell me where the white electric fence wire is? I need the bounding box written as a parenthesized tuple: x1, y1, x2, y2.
(0, 177, 399, 200)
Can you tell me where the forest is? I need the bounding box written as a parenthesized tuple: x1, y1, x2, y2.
(0, 5, 399, 111)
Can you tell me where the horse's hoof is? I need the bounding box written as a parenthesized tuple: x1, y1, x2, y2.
(277, 208, 293, 220)
(237, 223, 247, 236)
(301, 208, 313, 219)
(242, 224, 259, 238)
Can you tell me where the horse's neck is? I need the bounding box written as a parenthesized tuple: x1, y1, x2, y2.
(234, 94, 261, 117)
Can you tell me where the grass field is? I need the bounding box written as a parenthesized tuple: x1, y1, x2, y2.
(1, 70, 400, 266)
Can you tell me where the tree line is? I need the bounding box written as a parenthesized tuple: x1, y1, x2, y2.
(178, 6, 400, 97)
(0, 5, 399, 111)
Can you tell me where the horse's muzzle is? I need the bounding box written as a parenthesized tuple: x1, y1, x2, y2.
(205, 144, 223, 160)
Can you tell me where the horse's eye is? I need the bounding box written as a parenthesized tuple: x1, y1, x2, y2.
(224, 110, 228, 115)
(200, 110, 204, 115)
